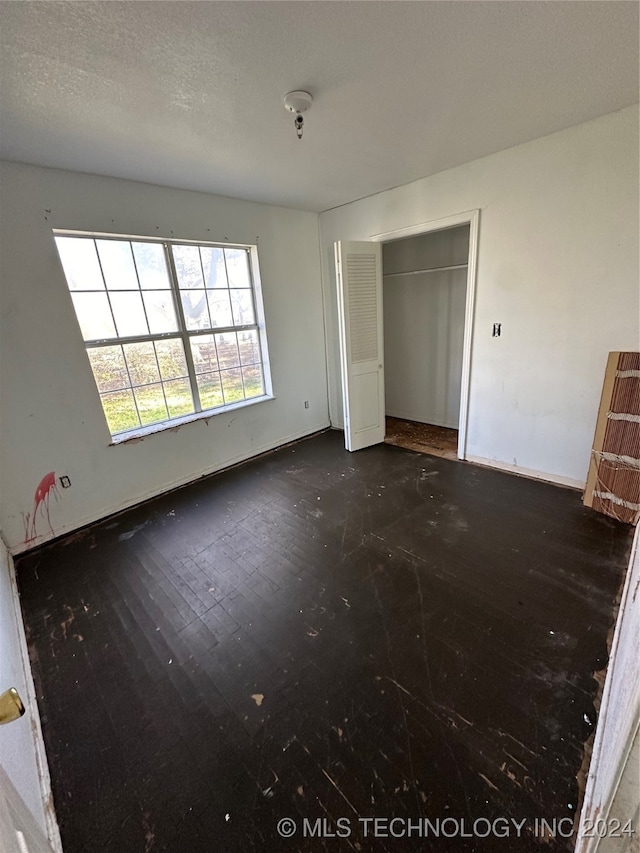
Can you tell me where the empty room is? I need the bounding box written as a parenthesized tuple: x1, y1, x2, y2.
(0, 2, 638, 852)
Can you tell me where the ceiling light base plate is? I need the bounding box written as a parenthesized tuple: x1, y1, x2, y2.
(283, 91, 313, 114)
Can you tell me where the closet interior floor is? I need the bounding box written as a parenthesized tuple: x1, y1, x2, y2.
(385, 417, 459, 459)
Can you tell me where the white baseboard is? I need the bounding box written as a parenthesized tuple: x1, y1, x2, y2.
(466, 455, 585, 490)
(11, 422, 330, 556)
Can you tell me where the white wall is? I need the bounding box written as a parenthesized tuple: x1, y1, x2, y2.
(320, 106, 639, 487)
(384, 271, 466, 428)
(0, 538, 59, 845)
(382, 224, 470, 272)
(383, 227, 468, 428)
(0, 163, 328, 553)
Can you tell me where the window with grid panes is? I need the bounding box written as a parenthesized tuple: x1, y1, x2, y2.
(54, 233, 271, 439)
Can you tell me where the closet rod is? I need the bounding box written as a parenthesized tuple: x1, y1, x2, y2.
(383, 263, 468, 278)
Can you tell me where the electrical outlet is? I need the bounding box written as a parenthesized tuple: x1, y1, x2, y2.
(304, 400, 310, 409)
(60, 475, 71, 488)
(492, 323, 501, 337)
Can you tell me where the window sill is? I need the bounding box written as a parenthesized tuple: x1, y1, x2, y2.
(109, 395, 275, 445)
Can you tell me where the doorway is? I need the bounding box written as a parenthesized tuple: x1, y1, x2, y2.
(334, 210, 478, 457)
(381, 222, 470, 459)
(373, 211, 478, 460)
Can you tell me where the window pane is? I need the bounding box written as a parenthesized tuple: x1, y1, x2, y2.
(221, 368, 244, 403)
(134, 383, 168, 425)
(242, 365, 264, 399)
(164, 378, 194, 418)
(197, 372, 224, 410)
(238, 330, 261, 365)
(190, 335, 219, 374)
(207, 290, 233, 328)
(224, 248, 250, 288)
(215, 333, 240, 368)
(132, 242, 170, 289)
(181, 290, 210, 330)
(70, 292, 116, 340)
(96, 240, 139, 290)
(123, 342, 160, 386)
(172, 245, 204, 289)
(110, 291, 149, 337)
(143, 290, 178, 334)
(88, 345, 129, 392)
(56, 233, 269, 436)
(101, 389, 140, 434)
(200, 247, 227, 289)
(55, 238, 105, 290)
(155, 339, 188, 380)
(229, 290, 255, 326)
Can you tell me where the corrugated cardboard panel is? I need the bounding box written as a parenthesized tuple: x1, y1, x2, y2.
(584, 352, 640, 525)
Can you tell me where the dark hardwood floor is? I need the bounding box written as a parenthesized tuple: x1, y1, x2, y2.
(16, 430, 632, 853)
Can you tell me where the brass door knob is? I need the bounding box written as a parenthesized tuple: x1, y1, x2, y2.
(0, 688, 25, 725)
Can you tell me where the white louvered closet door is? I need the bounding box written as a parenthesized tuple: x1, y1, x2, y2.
(334, 241, 385, 451)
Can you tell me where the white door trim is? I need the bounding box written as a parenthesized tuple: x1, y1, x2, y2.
(574, 524, 640, 853)
(369, 209, 480, 460)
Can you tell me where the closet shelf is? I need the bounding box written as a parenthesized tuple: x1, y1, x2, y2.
(383, 263, 468, 278)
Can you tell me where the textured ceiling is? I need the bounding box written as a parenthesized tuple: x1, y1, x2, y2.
(0, 1, 638, 212)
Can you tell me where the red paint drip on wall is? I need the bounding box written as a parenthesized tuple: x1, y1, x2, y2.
(23, 472, 60, 544)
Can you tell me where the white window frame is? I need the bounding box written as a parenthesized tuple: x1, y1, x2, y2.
(54, 230, 273, 443)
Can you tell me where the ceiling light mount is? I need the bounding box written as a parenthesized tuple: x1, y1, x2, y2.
(284, 90, 312, 140)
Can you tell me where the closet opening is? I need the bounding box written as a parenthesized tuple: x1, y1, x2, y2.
(380, 221, 472, 460)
